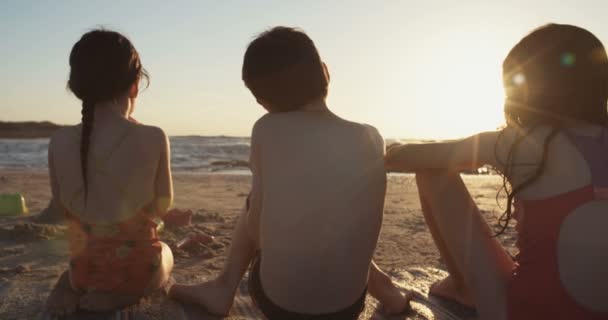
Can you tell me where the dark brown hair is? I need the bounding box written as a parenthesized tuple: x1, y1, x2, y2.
(68, 29, 148, 201)
(242, 27, 328, 112)
(496, 24, 608, 235)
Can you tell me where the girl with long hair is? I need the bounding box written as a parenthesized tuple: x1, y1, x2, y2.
(386, 24, 608, 319)
(45, 29, 174, 316)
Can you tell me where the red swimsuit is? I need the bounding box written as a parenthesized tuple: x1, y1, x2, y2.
(507, 131, 608, 319)
(65, 210, 162, 295)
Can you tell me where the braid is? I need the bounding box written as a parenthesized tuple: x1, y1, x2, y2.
(68, 29, 148, 205)
(80, 100, 94, 204)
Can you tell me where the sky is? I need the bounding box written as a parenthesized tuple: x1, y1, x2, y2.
(2, 0, 608, 139)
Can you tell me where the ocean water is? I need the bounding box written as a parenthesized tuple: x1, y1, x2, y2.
(0, 137, 431, 173)
(0, 136, 251, 173)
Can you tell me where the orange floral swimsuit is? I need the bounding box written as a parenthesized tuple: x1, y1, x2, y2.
(64, 209, 162, 295)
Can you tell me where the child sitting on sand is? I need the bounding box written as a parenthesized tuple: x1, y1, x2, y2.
(45, 29, 174, 316)
(170, 27, 410, 319)
(386, 24, 608, 320)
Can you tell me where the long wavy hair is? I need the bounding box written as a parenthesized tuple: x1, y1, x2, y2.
(67, 29, 148, 203)
(496, 24, 608, 235)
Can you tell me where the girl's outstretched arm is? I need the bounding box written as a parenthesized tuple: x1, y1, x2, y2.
(385, 131, 504, 172)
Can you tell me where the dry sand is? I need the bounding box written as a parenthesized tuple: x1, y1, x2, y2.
(0, 169, 516, 319)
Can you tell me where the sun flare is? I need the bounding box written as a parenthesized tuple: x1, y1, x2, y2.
(420, 50, 506, 139)
(380, 36, 509, 140)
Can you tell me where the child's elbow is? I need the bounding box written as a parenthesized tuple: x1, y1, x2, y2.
(155, 195, 173, 215)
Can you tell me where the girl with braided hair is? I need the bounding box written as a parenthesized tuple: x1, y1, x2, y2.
(386, 24, 608, 320)
(45, 29, 174, 316)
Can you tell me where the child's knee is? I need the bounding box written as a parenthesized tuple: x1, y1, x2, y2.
(145, 242, 174, 294)
(159, 242, 174, 276)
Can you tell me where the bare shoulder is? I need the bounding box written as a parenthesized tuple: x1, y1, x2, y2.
(253, 113, 275, 128)
(352, 122, 384, 150)
(251, 113, 275, 139)
(50, 125, 80, 149)
(494, 126, 556, 160)
(332, 115, 382, 137)
(359, 123, 383, 141)
(132, 124, 168, 145)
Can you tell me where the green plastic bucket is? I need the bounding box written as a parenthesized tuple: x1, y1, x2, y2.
(0, 193, 29, 216)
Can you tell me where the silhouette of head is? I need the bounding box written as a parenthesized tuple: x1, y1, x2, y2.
(503, 24, 608, 127)
(496, 24, 608, 236)
(242, 27, 329, 112)
(68, 29, 148, 198)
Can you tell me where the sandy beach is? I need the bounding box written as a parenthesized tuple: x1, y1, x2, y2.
(0, 170, 516, 319)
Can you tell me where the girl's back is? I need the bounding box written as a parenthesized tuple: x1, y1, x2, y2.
(46, 29, 174, 316)
(385, 23, 608, 320)
(50, 118, 170, 223)
(499, 125, 608, 316)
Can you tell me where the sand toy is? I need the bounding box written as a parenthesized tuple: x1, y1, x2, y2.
(0, 193, 29, 216)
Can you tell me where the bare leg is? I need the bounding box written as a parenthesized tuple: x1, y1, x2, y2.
(79, 241, 175, 312)
(368, 261, 412, 314)
(46, 270, 80, 317)
(416, 170, 514, 320)
(420, 184, 474, 307)
(170, 207, 257, 316)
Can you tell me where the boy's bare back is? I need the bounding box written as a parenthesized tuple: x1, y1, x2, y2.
(248, 108, 386, 313)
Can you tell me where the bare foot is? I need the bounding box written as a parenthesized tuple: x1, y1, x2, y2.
(169, 278, 235, 316)
(369, 269, 412, 315)
(429, 276, 474, 308)
(46, 271, 80, 317)
(79, 291, 141, 312)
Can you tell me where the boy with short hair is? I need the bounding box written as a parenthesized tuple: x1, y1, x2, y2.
(171, 26, 409, 319)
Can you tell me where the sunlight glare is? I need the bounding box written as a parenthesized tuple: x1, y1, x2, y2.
(413, 48, 506, 139)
